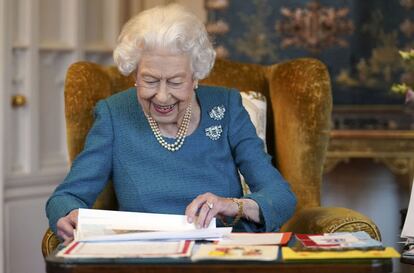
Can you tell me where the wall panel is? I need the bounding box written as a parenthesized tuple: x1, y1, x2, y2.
(5, 196, 50, 273)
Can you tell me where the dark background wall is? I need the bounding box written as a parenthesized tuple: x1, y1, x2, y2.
(208, 0, 413, 105)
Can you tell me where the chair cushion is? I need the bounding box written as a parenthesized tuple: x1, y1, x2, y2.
(240, 91, 267, 194)
(240, 91, 267, 147)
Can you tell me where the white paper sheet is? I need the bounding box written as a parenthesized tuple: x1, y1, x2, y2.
(402, 181, 414, 238)
(76, 209, 228, 242)
(81, 227, 232, 242)
(217, 232, 290, 245)
(309, 233, 359, 245)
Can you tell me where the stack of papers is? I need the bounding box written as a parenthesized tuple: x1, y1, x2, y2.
(56, 208, 401, 262)
(75, 208, 231, 242)
(283, 231, 400, 261)
(57, 208, 231, 259)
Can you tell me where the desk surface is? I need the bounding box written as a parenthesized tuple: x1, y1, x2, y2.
(46, 255, 393, 273)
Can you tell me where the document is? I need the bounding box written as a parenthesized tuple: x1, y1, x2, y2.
(75, 208, 231, 242)
(57, 240, 194, 258)
(217, 232, 291, 246)
(81, 228, 232, 242)
(192, 244, 279, 261)
(295, 231, 383, 250)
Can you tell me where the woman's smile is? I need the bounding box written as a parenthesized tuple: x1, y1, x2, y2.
(152, 102, 177, 114)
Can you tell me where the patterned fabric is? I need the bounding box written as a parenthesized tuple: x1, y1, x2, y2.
(281, 207, 381, 241)
(46, 86, 297, 235)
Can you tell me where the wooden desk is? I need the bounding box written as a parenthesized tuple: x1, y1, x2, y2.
(324, 130, 414, 180)
(45, 256, 393, 273)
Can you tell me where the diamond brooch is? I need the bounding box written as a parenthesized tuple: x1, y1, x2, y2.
(205, 125, 223, 140)
(209, 105, 225, 120)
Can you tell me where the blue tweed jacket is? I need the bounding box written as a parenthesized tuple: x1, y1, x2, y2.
(46, 85, 296, 234)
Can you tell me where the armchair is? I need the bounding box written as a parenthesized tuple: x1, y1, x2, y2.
(42, 58, 380, 257)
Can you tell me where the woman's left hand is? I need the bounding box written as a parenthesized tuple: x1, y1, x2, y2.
(185, 192, 238, 228)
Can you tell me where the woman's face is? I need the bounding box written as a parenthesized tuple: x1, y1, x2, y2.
(135, 51, 196, 126)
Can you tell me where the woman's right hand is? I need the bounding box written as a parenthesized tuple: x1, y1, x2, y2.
(56, 209, 79, 246)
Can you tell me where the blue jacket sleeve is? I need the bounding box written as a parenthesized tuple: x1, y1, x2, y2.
(227, 90, 297, 232)
(45, 100, 114, 234)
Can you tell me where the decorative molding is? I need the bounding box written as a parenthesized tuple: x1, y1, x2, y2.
(5, 184, 57, 201)
(38, 42, 75, 51)
(84, 43, 114, 53)
(325, 130, 414, 179)
(323, 158, 349, 174)
(40, 154, 68, 169)
(376, 157, 414, 176)
(5, 167, 67, 189)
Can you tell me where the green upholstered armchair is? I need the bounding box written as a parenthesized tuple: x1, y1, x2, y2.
(41, 58, 381, 257)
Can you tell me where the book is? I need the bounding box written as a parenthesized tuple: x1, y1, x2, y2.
(191, 244, 279, 261)
(282, 247, 400, 260)
(295, 231, 383, 250)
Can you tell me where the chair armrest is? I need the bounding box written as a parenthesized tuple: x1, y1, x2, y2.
(280, 207, 381, 241)
(41, 228, 60, 258)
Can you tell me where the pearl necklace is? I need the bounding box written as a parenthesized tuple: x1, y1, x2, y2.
(145, 103, 192, 152)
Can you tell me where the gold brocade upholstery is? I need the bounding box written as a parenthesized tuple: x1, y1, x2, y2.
(41, 58, 381, 258)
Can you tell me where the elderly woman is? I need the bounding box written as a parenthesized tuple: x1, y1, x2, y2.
(46, 4, 296, 245)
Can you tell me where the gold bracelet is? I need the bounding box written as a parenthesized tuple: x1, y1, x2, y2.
(222, 198, 243, 227)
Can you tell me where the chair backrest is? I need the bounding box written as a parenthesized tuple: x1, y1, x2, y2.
(63, 58, 332, 214)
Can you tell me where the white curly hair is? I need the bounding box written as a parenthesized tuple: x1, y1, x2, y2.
(113, 4, 216, 80)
